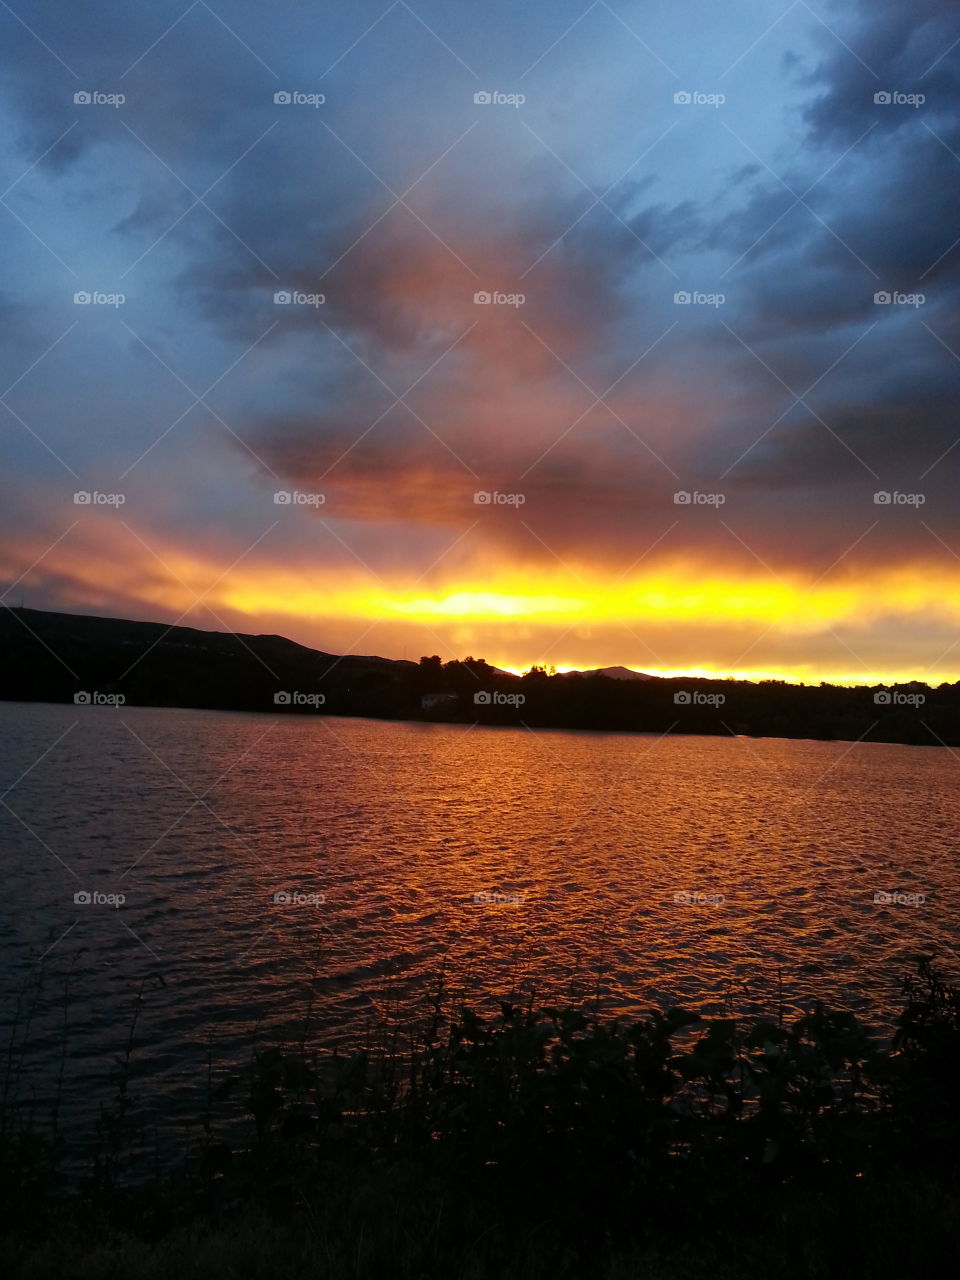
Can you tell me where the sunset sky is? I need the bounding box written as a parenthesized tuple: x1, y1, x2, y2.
(2, 0, 959, 684)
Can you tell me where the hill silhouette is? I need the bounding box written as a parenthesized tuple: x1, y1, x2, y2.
(1, 606, 957, 746)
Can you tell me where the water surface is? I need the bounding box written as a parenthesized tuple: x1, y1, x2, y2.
(1, 701, 957, 1141)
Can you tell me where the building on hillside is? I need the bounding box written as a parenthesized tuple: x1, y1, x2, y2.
(420, 692, 460, 717)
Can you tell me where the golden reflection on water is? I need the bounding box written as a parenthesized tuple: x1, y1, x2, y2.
(0, 702, 957, 1131)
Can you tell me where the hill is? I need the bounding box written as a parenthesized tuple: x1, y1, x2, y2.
(1, 606, 957, 746)
(563, 665, 655, 681)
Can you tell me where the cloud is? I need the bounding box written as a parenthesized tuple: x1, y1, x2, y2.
(2, 0, 960, 678)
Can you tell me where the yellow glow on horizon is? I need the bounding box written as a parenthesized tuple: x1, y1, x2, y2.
(382, 590, 589, 618)
(496, 662, 926, 687)
(14, 530, 960, 689)
(209, 566, 960, 687)
(222, 576, 859, 630)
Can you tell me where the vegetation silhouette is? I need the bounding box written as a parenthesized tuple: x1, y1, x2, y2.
(2, 606, 958, 747)
(2, 959, 959, 1277)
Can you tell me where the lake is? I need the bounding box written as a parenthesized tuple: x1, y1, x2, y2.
(1, 700, 957, 1148)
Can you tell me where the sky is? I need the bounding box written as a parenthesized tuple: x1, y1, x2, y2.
(1, 0, 959, 684)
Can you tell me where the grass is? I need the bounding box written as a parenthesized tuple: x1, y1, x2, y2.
(1, 959, 959, 1278)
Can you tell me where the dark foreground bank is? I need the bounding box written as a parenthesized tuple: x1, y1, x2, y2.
(2, 959, 959, 1279)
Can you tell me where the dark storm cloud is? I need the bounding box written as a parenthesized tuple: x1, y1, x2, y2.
(802, 0, 960, 145)
(697, 0, 960, 534)
(1, 1, 267, 169)
(2, 0, 960, 658)
(152, 0, 957, 586)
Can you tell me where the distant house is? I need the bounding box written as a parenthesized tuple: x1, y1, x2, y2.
(420, 692, 459, 714)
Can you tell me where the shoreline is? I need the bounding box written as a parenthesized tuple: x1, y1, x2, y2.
(2, 693, 955, 751)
